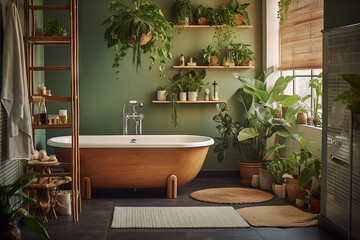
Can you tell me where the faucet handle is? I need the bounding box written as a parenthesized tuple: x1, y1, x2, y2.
(139, 114, 145, 120)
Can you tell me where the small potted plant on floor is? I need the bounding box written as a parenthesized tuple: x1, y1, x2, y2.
(103, 0, 173, 78)
(186, 70, 207, 101)
(200, 45, 219, 66)
(173, 0, 193, 25)
(230, 0, 251, 25)
(0, 172, 50, 240)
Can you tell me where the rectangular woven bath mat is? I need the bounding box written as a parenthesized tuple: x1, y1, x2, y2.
(111, 206, 250, 228)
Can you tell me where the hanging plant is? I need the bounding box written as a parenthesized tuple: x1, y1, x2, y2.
(103, 0, 173, 78)
(278, 0, 292, 24)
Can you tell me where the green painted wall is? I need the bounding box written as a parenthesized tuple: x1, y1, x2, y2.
(45, 0, 263, 170)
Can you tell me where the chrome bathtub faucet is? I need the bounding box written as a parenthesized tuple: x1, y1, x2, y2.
(122, 100, 144, 135)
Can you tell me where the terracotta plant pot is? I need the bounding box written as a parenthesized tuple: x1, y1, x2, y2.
(285, 179, 311, 203)
(297, 112, 307, 124)
(246, 60, 253, 66)
(235, 14, 243, 25)
(198, 17, 207, 25)
(0, 221, 21, 240)
(259, 168, 274, 191)
(210, 56, 217, 66)
(296, 198, 307, 208)
(272, 183, 286, 198)
(238, 161, 264, 186)
(310, 196, 320, 213)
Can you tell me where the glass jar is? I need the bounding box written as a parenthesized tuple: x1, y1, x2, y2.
(48, 114, 59, 125)
(59, 110, 67, 124)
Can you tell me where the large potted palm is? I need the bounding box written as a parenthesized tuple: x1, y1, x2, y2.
(0, 172, 49, 240)
(214, 67, 295, 185)
(103, 0, 173, 78)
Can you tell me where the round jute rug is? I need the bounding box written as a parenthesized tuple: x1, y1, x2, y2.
(190, 187, 274, 204)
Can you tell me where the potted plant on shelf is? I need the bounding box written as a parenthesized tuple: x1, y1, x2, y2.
(0, 172, 50, 240)
(186, 70, 207, 101)
(103, 0, 173, 78)
(230, 0, 251, 25)
(173, 0, 193, 25)
(240, 46, 255, 66)
(43, 18, 67, 36)
(229, 42, 252, 66)
(211, 7, 238, 26)
(194, 5, 213, 25)
(200, 45, 219, 66)
(157, 83, 167, 101)
(169, 70, 188, 101)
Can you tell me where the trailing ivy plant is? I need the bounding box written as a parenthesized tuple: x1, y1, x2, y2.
(103, 0, 173, 78)
(278, 0, 292, 24)
(173, 0, 193, 25)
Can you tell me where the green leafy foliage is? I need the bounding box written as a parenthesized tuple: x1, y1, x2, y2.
(103, 0, 173, 79)
(335, 74, 360, 113)
(43, 18, 67, 36)
(211, 7, 238, 26)
(186, 69, 207, 92)
(167, 92, 179, 127)
(200, 45, 219, 66)
(277, 0, 292, 24)
(173, 0, 193, 25)
(230, 0, 251, 25)
(168, 70, 188, 93)
(0, 172, 50, 239)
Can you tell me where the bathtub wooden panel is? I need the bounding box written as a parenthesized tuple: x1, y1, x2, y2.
(54, 147, 209, 188)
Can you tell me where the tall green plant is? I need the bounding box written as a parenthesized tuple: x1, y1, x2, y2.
(0, 172, 50, 239)
(186, 70, 207, 92)
(103, 0, 173, 78)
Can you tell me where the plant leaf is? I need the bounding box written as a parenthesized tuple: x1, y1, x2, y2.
(237, 127, 258, 142)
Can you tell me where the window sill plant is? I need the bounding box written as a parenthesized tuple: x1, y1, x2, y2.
(0, 172, 50, 240)
(103, 0, 173, 78)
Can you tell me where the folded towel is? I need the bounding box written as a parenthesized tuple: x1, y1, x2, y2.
(1, 3, 33, 160)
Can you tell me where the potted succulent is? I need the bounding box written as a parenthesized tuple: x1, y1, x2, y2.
(43, 18, 67, 36)
(200, 45, 219, 66)
(0, 172, 50, 240)
(103, 0, 173, 78)
(230, 0, 251, 25)
(194, 5, 213, 25)
(186, 70, 207, 101)
(169, 70, 189, 101)
(173, 0, 193, 25)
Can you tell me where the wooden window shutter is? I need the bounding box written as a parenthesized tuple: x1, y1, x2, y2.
(279, 0, 323, 70)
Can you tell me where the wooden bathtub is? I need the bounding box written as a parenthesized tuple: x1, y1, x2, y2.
(47, 135, 214, 199)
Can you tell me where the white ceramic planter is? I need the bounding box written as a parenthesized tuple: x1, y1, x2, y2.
(188, 91, 197, 101)
(157, 90, 166, 101)
(296, 198, 307, 208)
(272, 183, 286, 199)
(179, 92, 187, 101)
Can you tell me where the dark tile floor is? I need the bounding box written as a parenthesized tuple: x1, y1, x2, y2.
(21, 178, 334, 240)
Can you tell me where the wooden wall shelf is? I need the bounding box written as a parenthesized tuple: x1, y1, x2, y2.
(152, 100, 226, 104)
(32, 123, 72, 129)
(174, 25, 252, 29)
(29, 96, 71, 102)
(173, 66, 254, 69)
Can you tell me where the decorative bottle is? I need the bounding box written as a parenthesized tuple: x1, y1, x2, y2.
(32, 97, 40, 124)
(212, 81, 219, 100)
(179, 54, 185, 66)
(39, 97, 48, 124)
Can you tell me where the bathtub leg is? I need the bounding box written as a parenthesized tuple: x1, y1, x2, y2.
(167, 175, 177, 199)
(81, 177, 92, 200)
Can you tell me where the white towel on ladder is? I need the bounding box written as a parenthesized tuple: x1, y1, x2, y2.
(1, 2, 33, 160)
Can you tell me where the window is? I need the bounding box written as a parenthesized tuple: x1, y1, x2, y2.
(282, 69, 322, 125)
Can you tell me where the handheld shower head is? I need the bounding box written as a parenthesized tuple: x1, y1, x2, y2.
(128, 100, 143, 107)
